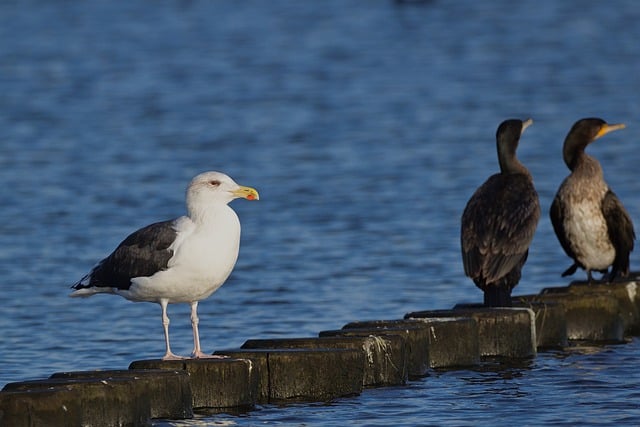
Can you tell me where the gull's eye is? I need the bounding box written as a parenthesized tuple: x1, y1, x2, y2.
(209, 180, 221, 187)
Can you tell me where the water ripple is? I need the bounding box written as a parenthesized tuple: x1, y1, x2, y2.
(2, 0, 640, 425)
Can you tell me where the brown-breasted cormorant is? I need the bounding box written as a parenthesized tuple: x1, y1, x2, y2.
(550, 118, 635, 283)
(461, 119, 540, 307)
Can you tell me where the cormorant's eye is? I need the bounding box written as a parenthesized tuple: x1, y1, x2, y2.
(209, 180, 221, 187)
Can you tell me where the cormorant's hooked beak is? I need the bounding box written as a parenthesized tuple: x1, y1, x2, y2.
(232, 186, 260, 201)
(521, 118, 533, 134)
(595, 123, 625, 140)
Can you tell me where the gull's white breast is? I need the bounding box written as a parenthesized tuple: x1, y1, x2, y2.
(121, 206, 241, 303)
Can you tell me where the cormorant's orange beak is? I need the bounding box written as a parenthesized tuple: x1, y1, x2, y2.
(596, 123, 625, 140)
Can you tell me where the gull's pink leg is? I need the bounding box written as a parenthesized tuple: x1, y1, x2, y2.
(190, 301, 226, 359)
(160, 299, 185, 361)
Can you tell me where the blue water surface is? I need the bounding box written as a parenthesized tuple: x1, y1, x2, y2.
(2, 0, 640, 425)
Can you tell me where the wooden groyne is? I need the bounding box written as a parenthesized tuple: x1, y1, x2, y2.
(2, 279, 639, 426)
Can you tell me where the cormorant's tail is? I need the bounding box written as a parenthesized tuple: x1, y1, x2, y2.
(483, 286, 512, 307)
(561, 263, 578, 277)
(609, 256, 630, 282)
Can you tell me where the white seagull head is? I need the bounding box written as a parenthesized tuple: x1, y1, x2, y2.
(186, 171, 259, 218)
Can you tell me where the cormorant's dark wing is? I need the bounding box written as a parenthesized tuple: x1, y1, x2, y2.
(461, 174, 540, 286)
(73, 220, 177, 291)
(549, 193, 581, 276)
(602, 190, 635, 279)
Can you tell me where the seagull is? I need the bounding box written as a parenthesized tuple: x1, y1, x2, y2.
(70, 171, 259, 360)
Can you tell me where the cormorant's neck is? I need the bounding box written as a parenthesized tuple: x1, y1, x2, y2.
(565, 151, 602, 180)
(498, 150, 529, 175)
(497, 133, 530, 175)
(563, 134, 590, 171)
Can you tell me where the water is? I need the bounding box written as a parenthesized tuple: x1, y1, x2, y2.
(1, 0, 640, 425)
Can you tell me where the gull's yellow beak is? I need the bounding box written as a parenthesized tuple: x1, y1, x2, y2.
(596, 123, 625, 140)
(232, 186, 260, 201)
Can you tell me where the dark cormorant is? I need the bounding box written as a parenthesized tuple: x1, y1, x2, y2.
(550, 118, 635, 283)
(461, 119, 541, 307)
